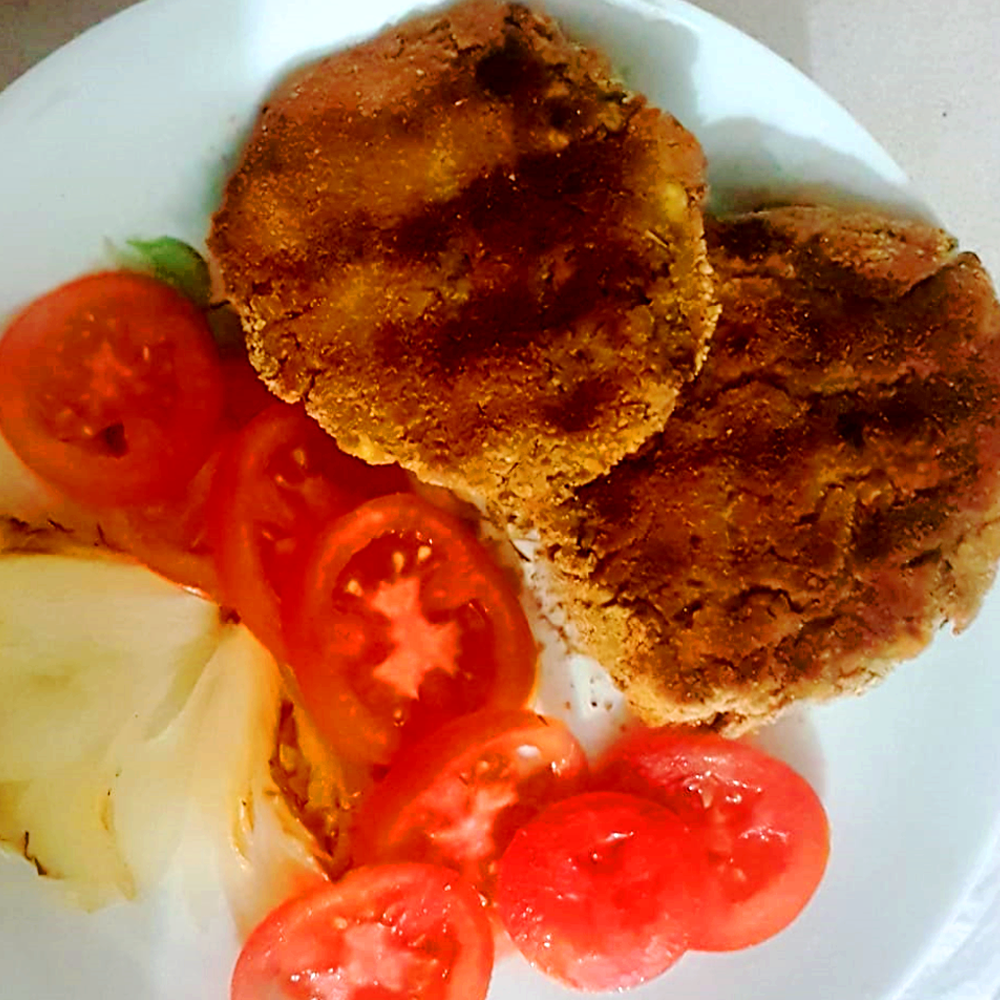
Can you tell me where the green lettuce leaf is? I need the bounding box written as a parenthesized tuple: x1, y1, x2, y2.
(125, 236, 212, 307)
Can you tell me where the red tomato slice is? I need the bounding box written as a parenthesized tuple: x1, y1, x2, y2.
(354, 709, 586, 898)
(286, 494, 538, 767)
(596, 729, 830, 951)
(208, 403, 409, 660)
(93, 349, 272, 598)
(231, 863, 494, 1000)
(96, 434, 229, 597)
(218, 350, 275, 428)
(0, 271, 223, 506)
(496, 791, 704, 992)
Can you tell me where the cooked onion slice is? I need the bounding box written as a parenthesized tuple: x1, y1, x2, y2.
(0, 551, 335, 918)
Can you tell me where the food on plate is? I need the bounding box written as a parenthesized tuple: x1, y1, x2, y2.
(94, 436, 228, 597)
(208, 0, 717, 518)
(231, 863, 495, 1000)
(353, 708, 587, 897)
(3, 0, 999, 994)
(533, 206, 1000, 732)
(0, 541, 342, 918)
(595, 728, 830, 950)
(91, 349, 276, 599)
(205, 0, 1000, 736)
(206, 402, 410, 660)
(496, 790, 706, 991)
(231, 719, 831, 997)
(285, 494, 539, 766)
(0, 271, 224, 507)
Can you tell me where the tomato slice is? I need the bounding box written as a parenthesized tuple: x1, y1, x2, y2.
(96, 434, 229, 597)
(94, 348, 273, 598)
(595, 729, 830, 951)
(231, 863, 494, 1000)
(218, 350, 275, 428)
(354, 709, 586, 898)
(0, 271, 223, 506)
(286, 494, 538, 766)
(496, 791, 704, 992)
(207, 403, 409, 660)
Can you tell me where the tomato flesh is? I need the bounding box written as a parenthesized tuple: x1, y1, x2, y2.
(208, 404, 409, 660)
(354, 709, 586, 898)
(96, 434, 229, 597)
(94, 346, 273, 598)
(0, 271, 223, 506)
(496, 791, 704, 991)
(231, 863, 494, 1000)
(596, 729, 830, 951)
(286, 494, 538, 766)
(218, 350, 275, 428)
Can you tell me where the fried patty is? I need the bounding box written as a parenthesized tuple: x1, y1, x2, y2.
(533, 206, 1000, 733)
(208, 0, 716, 517)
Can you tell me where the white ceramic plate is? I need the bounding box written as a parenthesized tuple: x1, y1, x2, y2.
(1, 1, 999, 998)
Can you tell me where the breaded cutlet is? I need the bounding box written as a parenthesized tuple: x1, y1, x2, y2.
(208, 0, 717, 519)
(532, 206, 1000, 733)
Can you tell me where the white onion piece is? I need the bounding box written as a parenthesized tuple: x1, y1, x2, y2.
(0, 552, 327, 917)
(0, 554, 222, 780)
(0, 554, 223, 906)
(169, 626, 329, 935)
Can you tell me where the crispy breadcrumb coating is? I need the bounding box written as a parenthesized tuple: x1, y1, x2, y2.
(533, 207, 1000, 732)
(209, 0, 716, 518)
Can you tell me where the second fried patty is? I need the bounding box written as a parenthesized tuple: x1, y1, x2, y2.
(209, 0, 716, 519)
(533, 206, 1000, 733)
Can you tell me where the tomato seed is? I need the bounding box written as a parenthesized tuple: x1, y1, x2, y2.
(101, 423, 128, 457)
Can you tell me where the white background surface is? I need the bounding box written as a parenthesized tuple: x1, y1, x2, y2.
(1, 2, 999, 999)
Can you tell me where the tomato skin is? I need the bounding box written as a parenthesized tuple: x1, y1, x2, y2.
(286, 494, 538, 767)
(207, 403, 409, 660)
(95, 434, 229, 597)
(0, 271, 223, 506)
(231, 863, 494, 1000)
(354, 709, 587, 898)
(496, 791, 705, 992)
(93, 350, 272, 598)
(595, 729, 830, 951)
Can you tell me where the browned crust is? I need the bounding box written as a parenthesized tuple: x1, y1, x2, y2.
(207, 3, 1000, 734)
(534, 206, 1000, 732)
(208, 0, 716, 517)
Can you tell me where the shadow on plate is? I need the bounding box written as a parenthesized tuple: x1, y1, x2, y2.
(701, 115, 932, 221)
(200, 0, 932, 235)
(545, 0, 701, 133)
